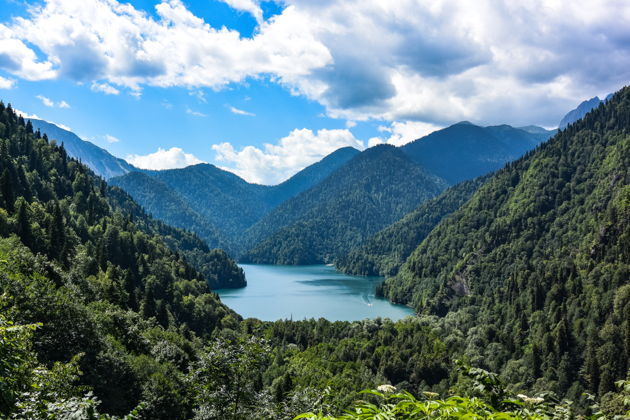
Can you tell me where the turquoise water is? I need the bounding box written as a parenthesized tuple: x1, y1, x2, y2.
(215, 264, 415, 321)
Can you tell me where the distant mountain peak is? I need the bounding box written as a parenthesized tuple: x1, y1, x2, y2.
(29, 119, 136, 179)
(558, 95, 609, 129)
(454, 120, 475, 125)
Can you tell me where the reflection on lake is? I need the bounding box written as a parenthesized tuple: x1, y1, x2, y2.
(215, 264, 415, 321)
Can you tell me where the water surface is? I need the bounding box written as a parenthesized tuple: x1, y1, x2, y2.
(216, 264, 415, 321)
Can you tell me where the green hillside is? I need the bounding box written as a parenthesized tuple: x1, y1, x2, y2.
(336, 175, 487, 277)
(383, 87, 630, 398)
(110, 146, 360, 253)
(0, 102, 242, 417)
(242, 145, 448, 264)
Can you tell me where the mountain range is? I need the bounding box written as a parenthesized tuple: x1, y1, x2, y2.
(30, 115, 555, 264)
(2, 88, 628, 418)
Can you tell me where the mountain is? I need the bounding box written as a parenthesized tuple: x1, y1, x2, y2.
(382, 87, 630, 397)
(557, 95, 615, 128)
(111, 146, 360, 250)
(335, 175, 487, 277)
(0, 102, 242, 416)
(558, 96, 601, 128)
(241, 145, 448, 264)
(401, 122, 553, 184)
(29, 118, 136, 179)
(269, 146, 361, 206)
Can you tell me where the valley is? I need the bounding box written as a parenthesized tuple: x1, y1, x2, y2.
(0, 50, 628, 420)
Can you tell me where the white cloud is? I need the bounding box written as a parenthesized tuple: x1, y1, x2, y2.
(14, 108, 41, 120)
(54, 122, 72, 131)
(14, 108, 73, 130)
(212, 128, 365, 184)
(228, 105, 255, 116)
(0, 0, 628, 126)
(220, 0, 263, 24)
(36, 94, 70, 108)
(36, 94, 54, 107)
(126, 147, 205, 170)
(0, 23, 56, 80)
(368, 121, 442, 147)
(0, 76, 15, 89)
(91, 81, 120, 95)
(186, 107, 206, 117)
(104, 134, 120, 143)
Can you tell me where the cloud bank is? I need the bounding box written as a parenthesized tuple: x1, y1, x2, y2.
(126, 147, 205, 170)
(0, 0, 627, 126)
(212, 128, 364, 184)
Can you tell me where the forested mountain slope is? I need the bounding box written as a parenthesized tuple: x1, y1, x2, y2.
(336, 175, 487, 277)
(401, 122, 553, 184)
(383, 87, 630, 398)
(241, 145, 448, 264)
(0, 102, 243, 417)
(109, 171, 229, 251)
(111, 146, 360, 251)
(29, 118, 136, 179)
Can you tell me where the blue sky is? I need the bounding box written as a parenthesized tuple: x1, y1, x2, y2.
(0, 0, 628, 184)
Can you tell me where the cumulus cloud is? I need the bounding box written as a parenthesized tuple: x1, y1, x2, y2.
(36, 95, 54, 107)
(36, 94, 70, 108)
(368, 121, 443, 147)
(228, 105, 255, 116)
(220, 0, 263, 24)
(0, 76, 15, 89)
(212, 128, 365, 184)
(91, 81, 120, 95)
(14, 108, 73, 131)
(126, 147, 205, 170)
(0, 0, 628, 126)
(104, 134, 120, 143)
(14, 108, 41, 120)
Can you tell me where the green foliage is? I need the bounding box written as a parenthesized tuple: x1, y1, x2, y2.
(242, 145, 448, 264)
(295, 364, 588, 419)
(337, 176, 486, 277)
(189, 337, 271, 419)
(382, 87, 630, 400)
(0, 102, 240, 416)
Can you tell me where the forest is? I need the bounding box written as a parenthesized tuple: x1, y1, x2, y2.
(0, 86, 629, 419)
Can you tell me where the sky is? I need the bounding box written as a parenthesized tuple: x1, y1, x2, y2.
(0, 0, 629, 184)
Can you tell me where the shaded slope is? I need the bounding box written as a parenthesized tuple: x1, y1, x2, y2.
(241, 145, 448, 264)
(29, 118, 135, 179)
(558, 96, 605, 128)
(382, 87, 630, 397)
(112, 147, 360, 250)
(401, 122, 552, 184)
(336, 175, 487, 277)
(109, 171, 230, 252)
(269, 146, 361, 206)
(0, 102, 242, 415)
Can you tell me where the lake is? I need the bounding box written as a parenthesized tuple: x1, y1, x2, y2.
(215, 264, 415, 321)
